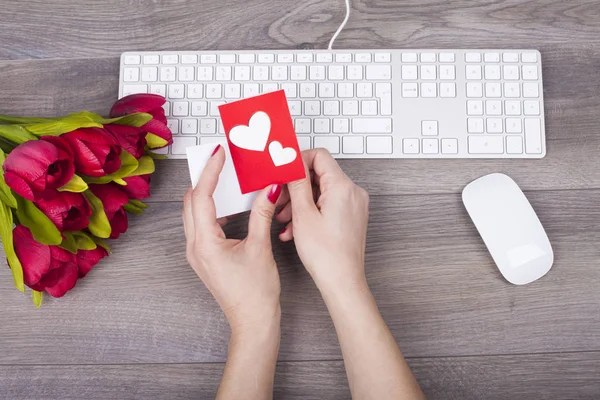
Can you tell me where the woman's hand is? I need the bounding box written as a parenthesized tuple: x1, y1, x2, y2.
(276, 148, 370, 294)
(182, 145, 283, 335)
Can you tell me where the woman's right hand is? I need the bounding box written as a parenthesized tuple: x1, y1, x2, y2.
(276, 149, 370, 294)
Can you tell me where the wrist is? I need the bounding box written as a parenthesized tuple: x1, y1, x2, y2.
(229, 304, 281, 344)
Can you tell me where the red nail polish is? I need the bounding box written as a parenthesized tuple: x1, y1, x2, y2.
(211, 144, 221, 157)
(279, 227, 287, 235)
(267, 184, 282, 204)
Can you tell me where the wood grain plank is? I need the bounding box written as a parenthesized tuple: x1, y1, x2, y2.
(0, 0, 599, 60)
(0, 190, 598, 364)
(1, 352, 600, 399)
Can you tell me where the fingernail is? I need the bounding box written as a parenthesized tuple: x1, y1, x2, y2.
(279, 227, 287, 235)
(267, 184, 282, 204)
(211, 144, 221, 157)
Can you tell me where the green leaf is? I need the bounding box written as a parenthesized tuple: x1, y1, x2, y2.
(124, 202, 144, 214)
(90, 235, 111, 254)
(113, 178, 127, 185)
(71, 231, 97, 250)
(145, 149, 168, 160)
(0, 116, 56, 124)
(0, 203, 24, 292)
(103, 112, 152, 127)
(127, 155, 155, 177)
(84, 191, 112, 239)
(15, 196, 62, 245)
(130, 199, 149, 209)
(0, 150, 17, 208)
(0, 124, 38, 143)
(32, 290, 43, 308)
(58, 174, 88, 193)
(83, 151, 139, 184)
(146, 133, 168, 149)
(59, 232, 79, 254)
(25, 115, 103, 136)
(65, 111, 104, 123)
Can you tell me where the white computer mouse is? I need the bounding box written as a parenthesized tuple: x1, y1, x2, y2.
(462, 173, 553, 285)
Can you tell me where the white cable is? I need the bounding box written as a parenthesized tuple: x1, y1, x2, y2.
(328, 0, 351, 50)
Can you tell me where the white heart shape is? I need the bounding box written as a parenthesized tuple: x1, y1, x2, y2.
(268, 141, 297, 167)
(228, 111, 271, 151)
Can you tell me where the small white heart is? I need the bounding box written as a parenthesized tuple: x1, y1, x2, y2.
(228, 111, 271, 152)
(268, 141, 297, 167)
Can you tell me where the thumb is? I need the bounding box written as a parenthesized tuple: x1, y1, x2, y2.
(287, 161, 317, 216)
(247, 184, 282, 245)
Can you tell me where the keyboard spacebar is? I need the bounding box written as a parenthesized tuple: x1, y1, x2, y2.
(352, 118, 392, 133)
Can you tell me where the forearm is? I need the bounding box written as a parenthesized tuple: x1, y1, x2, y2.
(217, 313, 281, 400)
(321, 277, 425, 400)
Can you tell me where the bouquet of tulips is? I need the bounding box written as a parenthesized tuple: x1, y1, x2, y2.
(0, 94, 172, 306)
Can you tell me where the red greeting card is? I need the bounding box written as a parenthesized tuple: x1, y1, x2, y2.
(219, 90, 305, 194)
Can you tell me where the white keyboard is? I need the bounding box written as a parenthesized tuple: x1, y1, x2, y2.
(119, 49, 546, 159)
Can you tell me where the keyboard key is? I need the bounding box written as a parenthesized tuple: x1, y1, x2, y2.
(162, 102, 170, 117)
(485, 82, 502, 98)
(366, 65, 391, 80)
(422, 138, 439, 154)
(440, 65, 456, 80)
(466, 65, 482, 80)
(262, 83, 278, 93)
(305, 101, 321, 116)
(219, 54, 236, 64)
(181, 119, 198, 135)
(210, 101, 225, 117)
(149, 84, 166, 97)
(141, 67, 158, 82)
(333, 118, 349, 133)
(401, 53, 418, 62)
(421, 121, 438, 136)
(288, 101, 302, 116)
(172, 137, 197, 155)
(468, 136, 504, 154)
(486, 100, 502, 116)
(297, 137, 312, 151)
(374, 53, 391, 62)
(524, 118, 542, 154)
(504, 82, 520, 98)
(197, 66, 214, 81)
(338, 83, 354, 98)
(402, 83, 418, 98)
(441, 138, 458, 154)
(168, 84, 185, 99)
(355, 53, 372, 63)
(295, 118, 311, 133)
(420, 53, 436, 63)
(206, 84, 222, 99)
(420, 65, 436, 80)
(163, 55, 178, 64)
(402, 138, 419, 154)
(503, 53, 519, 63)
(505, 101, 522, 116)
(216, 66, 232, 81)
(522, 65, 539, 80)
(142, 55, 159, 65)
(224, 83, 241, 99)
(401, 65, 418, 80)
(343, 136, 364, 154)
(200, 137, 227, 146)
(465, 53, 481, 63)
(439, 53, 455, 63)
(179, 66, 195, 82)
(314, 136, 340, 154)
(328, 65, 345, 80)
(309, 65, 326, 80)
(324, 101, 340, 116)
(524, 101, 541, 116)
(357, 82, 373, 98)
(352, 118, 392, 133)
(122, 84, 147, 96)
(367, 136, 393, 154)
(280, 83, 297, 98)
(440, 83, 456, 98)
(291, 65, 307, 80)
(123, 68, 140, 82)
(503, 65, 520, 80)
(297, 53, 313, 63)
(376, 83, 392, 115)
(506, 136, 523, 154)
(253, 65, 269, 81)
(191, 101, 208, 116)
(316, 53, 333, 63)
(200, 54, 217, 64)
(244, 83, 260, 98)
(421, 83, 437, 98)
(258, 54, 275, 63)
(314, 118, 330, 133)
(234, 66, 251, 81)
(506, 118, 522, 133)
(467, 100, 484, 116)
(200, 119, 217, 134)
(335, 53, 352, 63)
(342, 100, 359, 116)
(522, 52, 538, 63)
(319, 83, 335, 98)
(167, 119, 179, 134)
(300, 83, 316, 98)
(486, 118, 503, 133)
(468, 118, 484, 133)
(361, 100, 378, 116)
(172, 102, 189, 117)
(272, 66, 288, 80)
(484, 65, 501, 80)
(181, 54, 198, 64)
(466, 82, 483, 98)
(484, 53, 500, 62)
(347, 65, 363, 80)
(523, 82, 539, 98)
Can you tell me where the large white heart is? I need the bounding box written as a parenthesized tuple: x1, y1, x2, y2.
(228, 111, 271, 151)
(268, 141, 297, 167)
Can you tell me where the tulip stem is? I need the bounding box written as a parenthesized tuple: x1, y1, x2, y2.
(0, 138, 16, 153)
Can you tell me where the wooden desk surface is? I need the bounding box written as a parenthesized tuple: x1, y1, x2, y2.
(1, 0, 599, 398)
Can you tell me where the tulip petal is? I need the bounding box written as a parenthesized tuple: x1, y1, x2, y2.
(44, 263, 79, 298)
(77, 247, 108, 278)
(13, 225, 51, 287)
(142, 120, 173, 147)
(4, 172, 35, 201)
(109, 94, 166, 117)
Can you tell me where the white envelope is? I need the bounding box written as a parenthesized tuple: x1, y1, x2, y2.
(186, 142, 259, 218)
